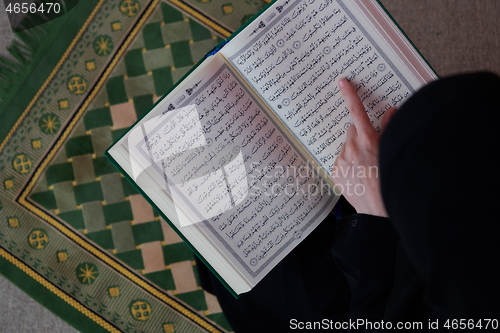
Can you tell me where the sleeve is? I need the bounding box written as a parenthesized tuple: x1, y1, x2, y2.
(331, 214, 399, 326)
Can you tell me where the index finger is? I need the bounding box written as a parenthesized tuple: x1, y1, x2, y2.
(338, 78, 375, 135)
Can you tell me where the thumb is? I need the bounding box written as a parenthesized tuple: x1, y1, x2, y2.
(381, 107, 398, 133)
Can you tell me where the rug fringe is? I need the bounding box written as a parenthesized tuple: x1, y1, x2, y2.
(0, 12, 50, 109)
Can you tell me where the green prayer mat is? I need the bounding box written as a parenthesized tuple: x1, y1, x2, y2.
(0, 0, 270, 332)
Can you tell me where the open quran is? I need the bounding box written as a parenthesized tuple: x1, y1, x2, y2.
(106, 0, 437, 296)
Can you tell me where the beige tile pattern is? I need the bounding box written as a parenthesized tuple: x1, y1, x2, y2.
(129, 194, 155, 224)
(110, 100, 137, 129)
(161, 217, 183, 244)
(204, 291, 223, 314)
(170, 261, 198, 294)
(140, 241, 165, 274)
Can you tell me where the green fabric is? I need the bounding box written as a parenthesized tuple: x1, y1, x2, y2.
(106, 76, 129, 105)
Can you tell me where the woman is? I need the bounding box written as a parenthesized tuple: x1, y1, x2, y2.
(198, 72, 500, 332)
(332, 72, 500, 331)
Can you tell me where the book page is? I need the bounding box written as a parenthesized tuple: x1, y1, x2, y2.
(221, 0, 434, 177)
(113, 53, 337, 286)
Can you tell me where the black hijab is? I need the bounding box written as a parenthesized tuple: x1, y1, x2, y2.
(380, 72, 500, 320)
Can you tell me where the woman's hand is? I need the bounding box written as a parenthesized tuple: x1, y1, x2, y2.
(331, 78, 397, 217)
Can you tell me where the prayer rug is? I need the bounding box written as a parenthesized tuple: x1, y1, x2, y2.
(0, 0, 270, 332)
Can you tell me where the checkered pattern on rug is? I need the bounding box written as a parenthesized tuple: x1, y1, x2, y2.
(28, 1, 230, 329)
